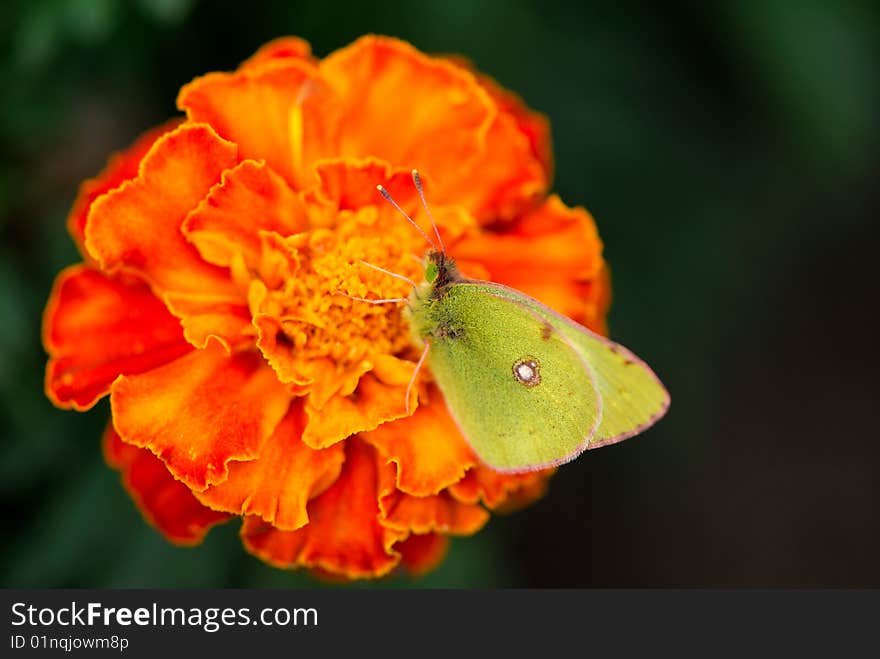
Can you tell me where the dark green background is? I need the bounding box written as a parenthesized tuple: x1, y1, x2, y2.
(2, 0, 878, 587)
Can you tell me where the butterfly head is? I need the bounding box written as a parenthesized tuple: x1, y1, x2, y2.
(425, 249, 462, 294)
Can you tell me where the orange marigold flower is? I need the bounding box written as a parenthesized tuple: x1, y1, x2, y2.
(42, 35, 610, 579)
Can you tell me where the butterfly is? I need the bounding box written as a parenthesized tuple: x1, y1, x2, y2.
(370, 171, 669, 472)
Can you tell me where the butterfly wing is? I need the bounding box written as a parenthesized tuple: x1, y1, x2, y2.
(472, 281, 670, 447)
(425, 283, 602, 472)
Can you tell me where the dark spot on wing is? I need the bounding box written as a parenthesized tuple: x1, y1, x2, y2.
(541, 323, 553, 340)
(609, 343, 633, 364)
(434, 322, 463, 341)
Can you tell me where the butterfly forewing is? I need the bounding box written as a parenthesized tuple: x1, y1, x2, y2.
(425, 283, 602, 472)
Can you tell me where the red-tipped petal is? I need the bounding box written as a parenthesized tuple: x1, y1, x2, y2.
(84, 123, 240, 299)
(240, 439, 402, 579)
(396, 533, 450, 576)
(196, 401, 345, 531)
(103, 425, 231, 545)
(68, 119, 182, 258)
(111, 342, 290, 491)
(43, 265, 192, 410)
(362, 393, 476, 496)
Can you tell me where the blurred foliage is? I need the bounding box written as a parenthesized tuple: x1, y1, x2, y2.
(1, 0, 878, 587)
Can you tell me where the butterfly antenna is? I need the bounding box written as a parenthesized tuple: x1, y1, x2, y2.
(412, 169, 446, 255)
(341, 294, 409, 305)
(358, 259, 417, 289)
(376, 184, 438, 251)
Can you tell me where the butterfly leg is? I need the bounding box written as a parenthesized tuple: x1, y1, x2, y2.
(405, 340, 431, 415)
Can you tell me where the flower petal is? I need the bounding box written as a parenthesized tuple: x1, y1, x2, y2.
(179, 60, 336, 189)
(183, 159, 308, 269)
(380, 487, 489, 536)
(320, 37, 491, 193)
(307, 157, 413, 210)
(455, 63, 554, 185)
(254, 314, 328, 386)
(449, 464, 552, 511)
(110, 341, 290, 491)
(362, 392, 476, 496)
(240, 439, 402, 579)
(376, 446, 488, 535)
(451, 102, 547, 221)
(162, 292, 253, 351)
(84, 123, 240, 298)
(103, 424, 231, 545)
(43, 265, 192, 410)
(240, 36, 315, 71)
(195, 401, 345, 531)
(320, 36, 547, 220)
(395, 533, 449, 576)
(302, 371, 413, 450)
(68, 119, 182, 257)
(452, 194, 607, 326)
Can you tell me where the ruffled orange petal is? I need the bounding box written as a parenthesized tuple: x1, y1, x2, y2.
(254, 312, 339, 386)
(362, 391, 476, 496)
(395, 533, 449, 576)
(183, 159, 308, 269)
(320, 37, 492, 197)
(451, 101, 547, 221)
(298, 354, 410, 411)
(452, 194, 606, 326)
(103, 425, 231, 545)
(380, 488, 489, 536)
(490, 476, 552, 514)
(457, 64, 553, 184)
(178, 59, 336, 190)
(449, 464, 552, 511)
(436, 56, 551, 220)
(162, 292, 253, 351)
(67, 119, 182, 257)
(302, 370, 413, 450)
(43, 265, 192, 410)
(195, 401, 345, 531)
(376, 450, 488, 535)
(84, 123, 240, 299)
(321, 36, 547, 221)
(307, 157, 414, 211)
(110, 341, 290, 491)
(240, 36, 315, 71)
(240, 439, 401, 578)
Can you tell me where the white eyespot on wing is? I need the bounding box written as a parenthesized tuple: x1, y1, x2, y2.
(512, 356, 541, 387)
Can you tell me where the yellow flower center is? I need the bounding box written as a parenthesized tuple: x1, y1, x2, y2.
(254, 206, 425, 368)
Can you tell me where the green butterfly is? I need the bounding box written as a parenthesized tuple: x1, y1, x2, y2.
(376, 172, 670, 473)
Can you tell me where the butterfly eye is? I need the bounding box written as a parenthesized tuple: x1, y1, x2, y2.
(512, 357, 541, 387)
(425, 262, 439, 283)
